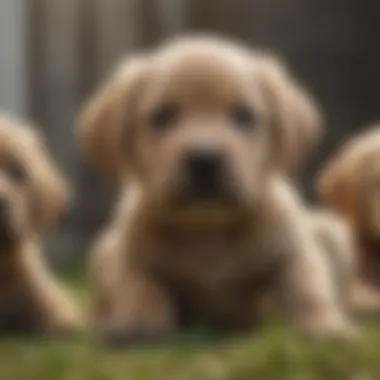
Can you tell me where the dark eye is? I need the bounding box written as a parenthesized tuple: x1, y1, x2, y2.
(5, 160, 26, 183)
(150, 103, 179, 131)
(231, 104, 255, 130)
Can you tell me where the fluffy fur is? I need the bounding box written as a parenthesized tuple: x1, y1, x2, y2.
(318, 126, 380, 291)
(0, 115, 82, 334)
(78, 36, 354, 342)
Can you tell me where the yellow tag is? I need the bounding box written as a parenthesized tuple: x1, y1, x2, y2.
(172, 205, 236, 228)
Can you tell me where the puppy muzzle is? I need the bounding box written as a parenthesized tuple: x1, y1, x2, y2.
(180, 146, 231, 204)
(165, 146, 243, 228)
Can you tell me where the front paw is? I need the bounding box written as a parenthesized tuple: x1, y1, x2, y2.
(98, 317, 174, 347)
(96, 303, 175, 347)
(44, 308, 85, 337)
(299, 314, 358, 342)
(101, 324, 170, 347)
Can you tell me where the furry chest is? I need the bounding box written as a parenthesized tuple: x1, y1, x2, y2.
(150, 244, 281, 329)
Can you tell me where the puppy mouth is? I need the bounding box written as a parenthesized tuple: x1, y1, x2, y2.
(167, 178, 242, 229)
(174, 145, 239, 206)
(178, 178, 234, 204)
(172, 166, 239, 208)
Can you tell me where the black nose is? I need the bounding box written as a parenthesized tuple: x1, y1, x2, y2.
(183, 147, 224, 199)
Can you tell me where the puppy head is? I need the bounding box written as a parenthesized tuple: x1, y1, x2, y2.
(78, 36, 320, 228)
(317, 127, 380, 236)
(0, 115, 68, 248)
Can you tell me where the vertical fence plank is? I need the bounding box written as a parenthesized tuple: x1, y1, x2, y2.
(0, 0, 27, 117)
(156, 0, 187, 38)
(74, 0, 115, 252)
(41, 0, 84, 255)
(42, 0, 80, 168)
(77, 0, 97, 100)
(138, 0, 162, 47)
(95, 0, 140, 77)
(27, 0, 46, 125)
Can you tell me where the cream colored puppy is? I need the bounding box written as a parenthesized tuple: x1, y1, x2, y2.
(0, 115, 82, 335)
(78, 36, 354, 342)
(318, 126, 380, 304)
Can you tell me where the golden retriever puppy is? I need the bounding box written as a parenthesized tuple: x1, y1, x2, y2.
(78, 36, 354, 342)
(0, 115, 82, 335)
(318, 126, 380, 291)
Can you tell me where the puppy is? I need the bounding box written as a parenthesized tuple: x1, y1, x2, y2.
(318, 127, 380, 294)
(0, 115, 82, 335)
(78, 36, 354, 341)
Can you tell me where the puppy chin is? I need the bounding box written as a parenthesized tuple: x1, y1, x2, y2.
(148, 177, 255, 230)
(167, 203, 242, 230)
(163, 193, 250, 230)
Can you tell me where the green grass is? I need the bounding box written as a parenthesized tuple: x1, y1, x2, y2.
(1, 267, 380, 380)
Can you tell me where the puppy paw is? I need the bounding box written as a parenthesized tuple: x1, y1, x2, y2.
(98, 310, 175, 347)
(299, 314, 358, 342)
(94, 281, 176, 346)
(43, 307, 84, 337)
(101, 325, 171, 347)
(351, 281, 380, 319)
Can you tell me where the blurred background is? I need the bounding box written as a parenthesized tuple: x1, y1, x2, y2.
(0, 0, 379, 258)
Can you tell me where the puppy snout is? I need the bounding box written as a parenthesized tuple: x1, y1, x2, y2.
(185, 147, 223, 179)
(183, 147, 225, 200)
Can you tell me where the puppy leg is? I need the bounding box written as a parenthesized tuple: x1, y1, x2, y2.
(313, 211, 380, 316)
(22, 253, 83, 335)
(33, 283, 83, 335)
(312, 211, 356, 312)
(275, 252, 355, 339)
(99, 272, 176, 345)
(90, 234, 176, 345)
(273, 217, 356, 340)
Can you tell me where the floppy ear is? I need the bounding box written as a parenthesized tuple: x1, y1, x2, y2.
(0, 116, 69, 236)
(317, 129, 380, 221)
(256, 54, 322, 172)
(28, 137, 70, 235)
(317, 149, 358, 220)
(76, 56, 148, 178)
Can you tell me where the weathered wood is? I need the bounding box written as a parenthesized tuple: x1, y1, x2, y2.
(27, 0, 45, 124)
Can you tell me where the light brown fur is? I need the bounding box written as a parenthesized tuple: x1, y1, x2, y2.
(0, 115, 82, 334)
(318, 126, 380, 292)
(78, 36, 354, 342)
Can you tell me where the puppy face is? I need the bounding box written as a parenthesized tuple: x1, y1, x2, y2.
(318, 127, 380, 237)
(134, 47, 273, 221)
(78, 37, 319, 226)
(0, 116, 68, 248)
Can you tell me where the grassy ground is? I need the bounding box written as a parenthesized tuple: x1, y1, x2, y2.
(1, 266, 380, 380)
